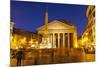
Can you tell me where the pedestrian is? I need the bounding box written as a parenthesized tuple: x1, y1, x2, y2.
(16, 48, 24, 66)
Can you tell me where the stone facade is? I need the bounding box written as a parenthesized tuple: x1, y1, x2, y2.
(82, 5, 95, 47)
(37, 20, 78, 48)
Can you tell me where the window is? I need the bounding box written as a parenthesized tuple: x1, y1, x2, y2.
(93, 12, 95, 17)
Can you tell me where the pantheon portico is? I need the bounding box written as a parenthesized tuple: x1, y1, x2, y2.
(37, 20, 78, 48)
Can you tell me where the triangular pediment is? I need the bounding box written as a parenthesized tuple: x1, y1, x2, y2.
(37, 20, 76, 31)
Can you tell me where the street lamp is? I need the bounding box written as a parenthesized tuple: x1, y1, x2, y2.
(31, 44, 35, 48)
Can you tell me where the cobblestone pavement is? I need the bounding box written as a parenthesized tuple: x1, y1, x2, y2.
(10, 49, 95, 67)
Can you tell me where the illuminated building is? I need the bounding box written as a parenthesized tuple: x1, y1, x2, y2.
(10, 27, 40, 49)
(77, 36, 82, 48)
(37, 10, 78, 49)
(82, 5, 95, 47)
(10, 20, 14, 49)
(10, 19, 14, 32)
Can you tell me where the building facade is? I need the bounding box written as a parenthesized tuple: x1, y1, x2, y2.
(37, 20, 78, 48)
(82, 5, 95, 48)
(10, 27, 39, 49)
(77, 36, 82, 48)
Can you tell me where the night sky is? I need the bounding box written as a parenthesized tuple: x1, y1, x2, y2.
(11, 1, 88, 36)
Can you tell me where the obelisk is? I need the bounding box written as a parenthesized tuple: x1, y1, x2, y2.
(39, 8, 52, 48)
(44, 8, 48, 38)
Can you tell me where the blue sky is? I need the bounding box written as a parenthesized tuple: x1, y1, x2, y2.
(11, 1, 88, 36)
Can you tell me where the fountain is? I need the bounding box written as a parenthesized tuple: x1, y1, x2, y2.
(39, 9, 52, 48)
